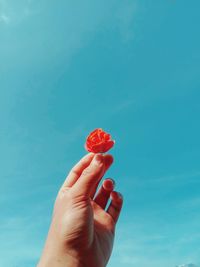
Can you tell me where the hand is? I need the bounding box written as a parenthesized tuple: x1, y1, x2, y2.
(37, 153, 123, 267)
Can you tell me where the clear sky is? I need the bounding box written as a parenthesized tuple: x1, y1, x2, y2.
(0, 1, 200, 267)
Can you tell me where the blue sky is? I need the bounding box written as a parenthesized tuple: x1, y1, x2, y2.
(0, 1, 200, 266)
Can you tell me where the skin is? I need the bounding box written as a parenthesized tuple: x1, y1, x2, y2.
(37, 153, 123, 267)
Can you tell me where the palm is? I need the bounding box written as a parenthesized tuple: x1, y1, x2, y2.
(60, 195, 115, 265)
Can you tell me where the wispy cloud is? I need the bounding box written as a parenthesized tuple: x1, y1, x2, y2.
(0, 119, 88, 267)
(0, 212, 48, 267)
(122, 171, 200, 189)
(115, 1, 137, 42)
(0, 13, 10, 24)
(0, 0, 139, 73)
(108, 212, 200, 267)
(151, 171, 200, 184)
(0, 0, 40, 27)
(109, 224, 200, 267)
(178, 196, 200, 210)
(176, 264, 199, 267)
(110, 98, 135, 115)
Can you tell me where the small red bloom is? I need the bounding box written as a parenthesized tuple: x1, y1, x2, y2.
(85, 128, 115, 153)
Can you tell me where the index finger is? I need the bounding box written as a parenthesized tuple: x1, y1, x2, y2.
(61, 153, 95, 189)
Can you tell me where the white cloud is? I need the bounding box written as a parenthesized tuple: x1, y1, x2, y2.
(176, 264, 198, 267)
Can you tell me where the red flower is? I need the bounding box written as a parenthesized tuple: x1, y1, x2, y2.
(85, 128, 115, 153)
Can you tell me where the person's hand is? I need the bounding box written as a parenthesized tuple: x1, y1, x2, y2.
(37, 153, 123, 267)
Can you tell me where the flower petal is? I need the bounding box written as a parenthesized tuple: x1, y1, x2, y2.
(84, 128, 115, 153)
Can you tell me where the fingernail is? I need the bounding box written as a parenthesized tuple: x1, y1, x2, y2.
(94, 153, 103, 164)
(108, 178, 115, 187)
(104, 179, 115, 190)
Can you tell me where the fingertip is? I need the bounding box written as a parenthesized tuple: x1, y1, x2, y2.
(104, 154, 114, 162)
(88, 152, 95, 158)
(93, 153, 105, 165)
(103, 178, 115, 191)
(81, 152, 95, 161)
(103, 154, 114, 169)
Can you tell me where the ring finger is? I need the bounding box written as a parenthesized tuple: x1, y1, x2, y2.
(94, 178, 115, 209)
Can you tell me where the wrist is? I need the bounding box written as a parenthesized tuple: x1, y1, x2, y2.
(37, 242, 85, 267)
(37, 252, 84, 267)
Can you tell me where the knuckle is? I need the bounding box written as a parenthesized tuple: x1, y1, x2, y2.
(70, 168, 80, 177)
(112, 203, 121, 213)
(82, 167, 93, 176)
(57, 188, 69, 202)
(82, 164, 102, 176)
